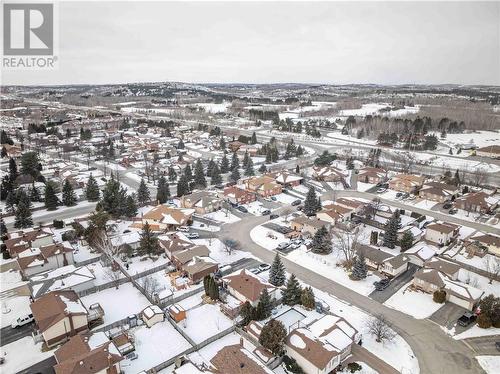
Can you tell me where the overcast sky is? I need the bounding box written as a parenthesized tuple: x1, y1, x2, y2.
(3, 1, 499, 86)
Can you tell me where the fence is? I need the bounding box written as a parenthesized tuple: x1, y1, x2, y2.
(76, 277, 130, 297)
(74, 254, 103, 267)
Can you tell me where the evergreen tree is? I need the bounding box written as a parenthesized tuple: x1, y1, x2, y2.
(295, 165, 300, 174)
(300, 286, 315, 309)
(98, 175, 128, 217)
(193, 159, 207, 189)
(137, 178, 151, 206)
(5, 191, 16, 213)
(383, 211, 401, 249)
(230, 152, 240, 171)
(8, 158, 18, 183)
(0, 217, 7, 237)
(1, 146, 7, 158)
(296, 145, 304, 157)
(259, 320, 287, 356)
(220, 153, 230, 173)
(85, 174, 100, 201)
(242, 151, 250, 169)
(219, 136, 226, 150)
(351, 253, 368, 280)
(124, 194, 138, 217)
(29, 186, 41, 202)
(208, 277, 219, 301)
(20, 151, 41, 179)
(282, 274, 302, 306)
(156, 175, 170, 204)
(139, 222, 160, 256)
(255, 288, 272, 320)
(239, 301, 255, 325)
(251, 132, 257, 144)
(168, 166, 177, 182)
(400, 231, 414, 251)
(184, 164, 193, 181)
(303, 187, 319, 216)
(177, 139, 185, 149)
(210, 164, 222, 185)
(259, 164, 267, 173)
(230, 166, 240, 183)
(176, 174, 190, 197)
(206, 159, 216, 177)
(244, 158, 255, 176)
(265, 148, 272, 164)
(62, 179, 77, 207)
(44, 182, 59, 211)
(269, 254, 286, 287)
(14, 198, 33, 229)
(311, 226, 331, 254)
(453, 169, 461, 186)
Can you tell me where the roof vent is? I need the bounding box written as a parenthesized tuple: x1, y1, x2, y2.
(240, 363, 245, 368)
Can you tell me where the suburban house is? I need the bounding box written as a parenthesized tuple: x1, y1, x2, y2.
(469, 234, 500, 257)
(397, 225, 423, 244)
(388, 174, 426, 193)
(5, 228, 54, 258)
(53, 332, 123, 374)
(425, 222, 460, 246)
(180, 190, 222, 214)
(140, 205, 195, 231)
(159, 233, 195, 259)
(171, 245, 210, 269)
(290, 216, 331, 236)
(30, 290, 90, 347)
(312, 166, 347, 182)
(356, 245, 393, 271)
(222, 269, 279, 307)
(476, 145, 500, 159)
(424, 258, 461, 280)
(455, 192, 499, 214)
(17, 243, 75, 278)
(183, 256, 219, 283)
(413, 267, 483, 310)
(405, 243, 436, 267)
(210, 343, 272, 374)
(319, 202, 355, 222)
(267, 170, 303, 188)
(223, 185, 256, 205)
(243, 176, 283, 197)
(380, 254, 410, 277)
(30, 264, 96, 298)
(285, 315, 359, 374)
(419, 181, 460, 203)
(357, 167, 386, 184)
(335, 198, 366, 215)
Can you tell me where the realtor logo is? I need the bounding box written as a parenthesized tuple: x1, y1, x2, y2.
(3, 3, 53, 55)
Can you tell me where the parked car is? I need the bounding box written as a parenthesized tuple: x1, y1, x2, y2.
(315, 299, 331, 313)
(289, 242, 301, 249)
(407, 194, 417, 200)
(258, 264, 271, 272)
(291, 199, 302, 206)
(11, 313, 34, 328)
(443, 202, 453, 209)
(126, 352, 139, 361)
(270, 196, 277, 201)
(176, 226, 190, 232)
(186, 233, 200, 239)
(376, 188, 387, 194)
(457, 312, 477, 327)
(261, 209, 271, 216)
(292, 238, 303, 245)
(277, 242, 290, 250)
(495, 341, 500, 352)
(237, 206, 248, 213)
(373, 278, 390, 291)
(249, 268, 261, 274)
(296, 205, 303, 211)
(396, 192, 403, 198)
(269, 214, 279, 220)
(449, 208, 458, 215)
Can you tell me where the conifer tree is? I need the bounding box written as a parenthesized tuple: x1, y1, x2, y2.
(282, 274, 302, 306)
(219, 136, 226, 150)
(0, 217, 7, 237)
(251, 132, 257, 144)
(137, 178, 151, 206)
(383, 211, 401, 249)
(14, 198, 33, 229)
(5, 191, 16, 213)
(184, 164, 193, 181)
(255, 288, 272, 320)
(28, 186, 39, 203)
(269, 253, 286, 287)
(304, 186, 319, 216)
(259, 320, 287, 356)
(124, 194, 138, 217)
(400, 231, 414, 251)
(177, 139, 185, 149)
(85, 175, 100, 201)
(8, 158, 18, 183)
(244, 158, 255, 176)
(98, 175, 128, 217)
(210, 164, 222, 185)
(220, 153, 230, 173)
(176, 174, 190, 197)
(193, 159, 207, 189)
(239, 301, 255, 325)
(300, 286, 315, 309)
(311, 226, 331, 254)
(206, 159, 216, 177)
(230, 152, 240, 171)
(242, 151, 250, 169)
(259, 164, 267, 173)
(168, 166, 177, 182)
(156, 175, 170, 204)
(139, 222, 160, 256)
(351, 253, 368, 280)
(62, 179, 77, 207)
(230, 166, 240, 183)
(44, 182, 59, 211)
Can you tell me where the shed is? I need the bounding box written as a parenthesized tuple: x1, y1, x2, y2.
(142, 305, 164, 328)
(168, 304, 186, 323)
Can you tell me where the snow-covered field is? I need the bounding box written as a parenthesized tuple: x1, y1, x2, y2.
(384, 282, 443, 319)
(81, 283, 150, 327)
(476, 356, 500, 374)
(178, 303, 233, 344)
(0, 337, 55, 373)
(438, 131, 500, 150)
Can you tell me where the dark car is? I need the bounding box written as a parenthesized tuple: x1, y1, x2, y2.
(237, 206, 248, 213)
(495, 341, 500, 352)
(457, 312, 477, 327)
(373, 278, 390, 291)
(449, 208, 458, 215)
(296, 205, 303, 211)
(269, 214, 279, 220)
(443, 202, 452, 209)
(261, 209, 271, 215)
(291, 199, 302, 206)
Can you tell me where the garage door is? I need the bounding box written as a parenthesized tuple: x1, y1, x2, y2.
(448, 294, 471, 310)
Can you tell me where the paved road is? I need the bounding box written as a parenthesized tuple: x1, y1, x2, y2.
(220, 213, 486, 374)
(0, 323, 36, 346)
(463, 336, 500, 356)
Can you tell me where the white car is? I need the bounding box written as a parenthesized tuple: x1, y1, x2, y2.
(11, 313, 34, 328)
(187, 232, 200, 239)
(277, 242, 290, 250)
(176, 226, 190, 233)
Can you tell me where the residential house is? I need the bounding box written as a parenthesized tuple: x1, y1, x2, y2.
(267, 170, 303, 188)
(425, 222, 460, 246)
(53, 332, 123, 374)
(140, 205, 194, 231)
(183, 256, 219, 283)
(5, 228, 53, 258)
(476, 145, 500, 159)
(357, 167, 386, 184)
(159, 233, 195, 259)
(244, 176, 283, 197)
(469, 234, 500, 257)
(210, 343, 272, 374)
(180, 191, 222, 214)
(312, 166, 347, 183)
(424, 258, 461, 281)
(228, 140, 245, 152)
(397, 226, 423, 244)
(290, 216, 331, 237)
(31, 290, 90, 347)
(335, 198, 366, 215)
(388, 174, 426, 193)
(419, 181, 460, 203)
(405, 243, 436, 267)
(222, 269, 279, 308)
(171, 245, 210, 269)
(318, 203, 354, 224)
(380, 254, 410, 277)
(223, 185, 256, 205)
(455, 192, 499, 214)
(30, 264, 96, 298)
(356, 245, 393, 271)
(17, 243, 75, 278)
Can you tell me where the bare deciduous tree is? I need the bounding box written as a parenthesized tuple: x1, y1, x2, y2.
(331, 228, 364, 269)
(222, 238, 241, 255)
(483, 256, 500, 284)
(365, 314, 396, 343)
(138, 275, 162, 297)
(104, 267, 122, 289)
(281, 208, 293, 223)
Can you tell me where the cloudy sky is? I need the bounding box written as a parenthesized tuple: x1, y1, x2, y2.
(3, 1, 499, 86)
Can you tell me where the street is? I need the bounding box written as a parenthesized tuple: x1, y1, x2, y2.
(0, 323, 36, 347)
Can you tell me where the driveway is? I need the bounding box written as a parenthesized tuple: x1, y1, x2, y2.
(369, 263, 419, 303)
(345, 344, 400, 374)
(16, 356, 56, 374)
(430, 302, 468, 331)
(0, 323, 36, 346)
(463, 336, 500, 356)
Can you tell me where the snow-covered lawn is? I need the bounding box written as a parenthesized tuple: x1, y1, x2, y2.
(0, 295, 31, 328)
(176, 292, 204, 310)
(476, 356, 500, 374)
(250, 224, 287, 250)
(384, 282, 443, 319)
(357, 182, 376, 192)
(457, 269, 500, 298)
(188, 332, 241, 367)
(81, 283, 150, 327)
(243, 201, 264, 215)
(0, 336, 55, 373)
(122, 321, 192, 373)
(192, 238, 255, 265)
(273, 193, 300, 204)
(121, 254, 170, 276)
(86, 261, 126, 286)
(438, 131, 500, 150)
(203, 210, 241, 224)
(178, 303, 233, 344)
(452, 325, 500, 340)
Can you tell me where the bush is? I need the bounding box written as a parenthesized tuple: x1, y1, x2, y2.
(2, 251, 11, 260)
(347, 362, 363, 373)
(477, 313, 492, 329)
(53, 220, 64, 229)
(0, 244, 6, 253)
(282, 355, 305, 374)
(433, 290, 446, 303)
(61, 230, 77, 242)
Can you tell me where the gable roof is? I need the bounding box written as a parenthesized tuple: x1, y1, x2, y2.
(223, 269, 275, 303)
(210, 344, 270, 374)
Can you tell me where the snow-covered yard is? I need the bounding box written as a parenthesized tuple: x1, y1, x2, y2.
(476, 356, 500, 374)
(122, 321, 191, 373)
(384, 282, 443, 319)
(243, 201, 264, 215)
(0, 295, 31, 328)
(452, 325, 500, 340)
(0, 336, 55, 373)
(188, 332, 241, 367)
(203, 210, 241, 224)
(250, 223, 287, 250)
(81, 283, 150, 327)
(192, 238, 256, 265)
(178, 303, 233, 344)
(121, 254, 171, 276)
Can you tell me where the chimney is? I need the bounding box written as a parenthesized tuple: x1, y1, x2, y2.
(239, 337, 244, 348)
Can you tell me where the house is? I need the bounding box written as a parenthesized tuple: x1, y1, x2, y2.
(159, 233, 194, 259)
(171, 245, 210, 269)
(455, 192, 499, 214)
(413, 268, 483, 310)
(397, 226, 423, 244)
(228, 140, 245, 152)
(424, 258, 461, 280)
(267, 170, 303, 188)
(222, 269, 279, 307)
(380, 254, 410, 277)
(388, 174, 426, 193)
(180, 191, 222, 214)
(357, 167, 386, 184)
(183, 256, 219, 283)
(30, 264, 96, 298)
(223, 185, 256, 205)
(335, 198, 366, 214)
(425, 222, 460, 246)
(244, 176, 283, 197)
(17, 243, 75, 278)
(469, 234, 500, 257)
(405, 243, 436, 267)
(142, 305, 165, 327)
(419, 182, 460, 203)
(318, 203, 354, 223)
(285, 315, 359, 374)
(53, 332, 123, 374)
(312, 166, 347, 182)
(140, 204, 195, 231)
(476, 145, 500, 159)
(30, 290, 89, 347)
(110, 231, 141, 252)
(5, 228, 54, 257)
(356, 245, 393, 271)
(290, 216, 331, 236)
(210, 343, 272, 374)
